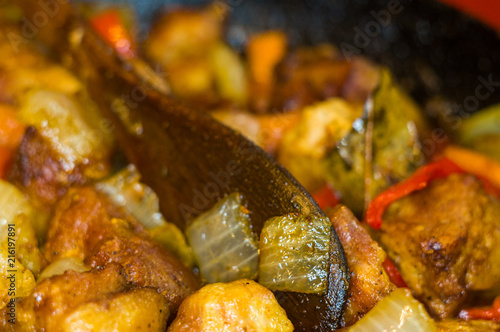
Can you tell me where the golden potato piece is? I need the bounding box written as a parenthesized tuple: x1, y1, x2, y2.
(168, 279, 293, 332)
(0, 247, 36, 310)
(146, 7, 223, 66)
(62, 288, 169, 332)
(8, 214, 44, 277)
(278, 98, 362, 191)
(38, 256, 90, 283)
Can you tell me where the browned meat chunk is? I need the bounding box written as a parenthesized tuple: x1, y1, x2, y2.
(44, 187, 200, 314)
(43, 186, 145, 262)
(378, 174, 500, 319)
(0, 263, 127, 331)
(8, 127, 87, 211)
(0, 26, 82, 104)
(87, 233, 199, 312)
(327, 205, 396, 327)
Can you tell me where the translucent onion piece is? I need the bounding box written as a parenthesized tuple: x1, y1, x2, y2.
(96, 165, 166, 229)
(186, 193, 259, 283)
(62, 288, 169, 331)
(348, 288, 437, 332)
(38, 257, 90, 282)
(258, 214, 330, 294)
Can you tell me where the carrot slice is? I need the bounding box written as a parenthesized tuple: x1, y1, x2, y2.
(0, 105, 25, 178)
(444, 145, 500, 189)
(247, 31, 287, 86)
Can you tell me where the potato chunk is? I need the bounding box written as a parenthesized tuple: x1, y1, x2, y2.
(278, 98, 362, 191)
(62, 288, 169, 332)
(168, 279, 293, 332)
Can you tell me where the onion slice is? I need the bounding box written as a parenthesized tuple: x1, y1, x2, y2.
(348, 288, 437, 331)
(258, 214, 330, 294)
(97, 165, 195, 267)
(186, 193, 259, 283)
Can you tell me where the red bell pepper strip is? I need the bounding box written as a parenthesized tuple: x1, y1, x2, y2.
(312, 184, 340, 210)
(365, 158, 464, 230)
(382, 257, 407, 288)
(459, 296, 500, 322)
(90, 9, 136, 58)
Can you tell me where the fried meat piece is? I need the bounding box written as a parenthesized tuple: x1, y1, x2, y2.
(378, 174, 500, 318)
(44, 187, 200, 314)
(271, 45, 352, 112)
(328, 205, 396, 327)
(8, 127, 87, 211)
(8, 127, 85, 207)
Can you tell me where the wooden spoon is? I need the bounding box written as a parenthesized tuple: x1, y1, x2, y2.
(16, 1, 349, 329)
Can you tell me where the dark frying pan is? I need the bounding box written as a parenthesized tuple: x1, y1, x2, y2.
(81, 0, 500, 114)
(221, 0, 500, 113)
